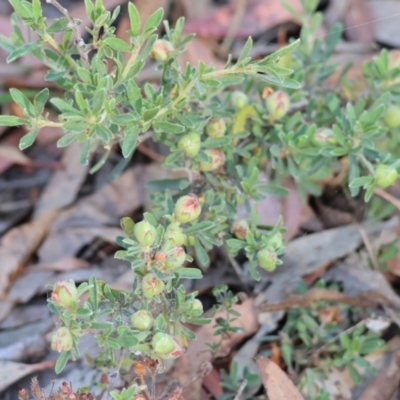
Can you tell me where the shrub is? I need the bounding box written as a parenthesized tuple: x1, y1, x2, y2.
(1, 0, 398, 397)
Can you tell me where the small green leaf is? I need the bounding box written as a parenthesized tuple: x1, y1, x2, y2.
(7, 40, 41, 63)
(183, 221, 214, 235)
(57, 132, 78, 148)
(88, 276, 98, 311)
(122, 125, 139, 157)
(349, 176, 371, 188)
(195, 238, 210, 267)
(19, 129, 39, 150)
(174, 267, 203, 279)
(153, 121, 184, 134)
(128, 2, 140, 36)
(226, 239, 246, 249)
(10, 88, 35, 116)
(0, 115, 26, 126)
(104, 37, 131, 52)
(47, 17, 70, 33)
(33, 88, 49, 116)
(143, 8, 164, 34)
(9, 0, 31, 19)
(55, 351, 71, 374)
(237, 36, 253, 66)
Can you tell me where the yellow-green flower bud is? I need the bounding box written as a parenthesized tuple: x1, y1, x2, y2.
(165, 246, 186, 269)
(158, 337, 184, 359)
(383, 105, 400, 128)
(231, 91, 249, 110)
(312, 128, 337, 147)
(186, 298, 203, 315)
(266, 90, 290, 122)
(375, 164, 398, 188)
(134, 220, 157, 247)
(206, 118, 226, 138)
(152, 332, 175, 355)
(51, 280, 78, 310)
(131, 310, 154, 331)
(142, 273, 165, 298)
(199, 149, 226, 172)
(257, 247, 278, 272)
(150, 39, 174, 62)
(164, 223, 186, 246)
(231, 220, 250, 240)
(178, 133, 201, 157)
(174, 194, 201, 223)
(51, 327, 73, 352)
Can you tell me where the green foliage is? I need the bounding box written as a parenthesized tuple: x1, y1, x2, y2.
(274, 280, 386, 398)
(0, 0, 395, 395)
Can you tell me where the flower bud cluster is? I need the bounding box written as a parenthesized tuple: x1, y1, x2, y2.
(257, 232, 284, 272)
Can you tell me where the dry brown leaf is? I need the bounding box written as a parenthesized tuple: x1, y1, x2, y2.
(178, 37, 225, 72)
(28, 256, 90, 272)
(169, 299, 259, 400)
(34, 142, 89, 217)
(369, 0, 400, 48)
(38, 226, 123, 263)
(0, 360, 55, 392)
(257, 357, 303, 400)
(358, 337, 400, 400)
(184, 0, 303, 39)
(255, 217, 398, 330)
(247, 175, 307, 241)
(0, 210, 58, 298)
(343, 0, 375, 42)
(38, 166, 146, 263)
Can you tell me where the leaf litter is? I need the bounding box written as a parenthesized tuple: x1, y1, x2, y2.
(1, 0, 400, 399)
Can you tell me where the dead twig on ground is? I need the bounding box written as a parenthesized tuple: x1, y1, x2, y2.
(258, 288, 393, 312)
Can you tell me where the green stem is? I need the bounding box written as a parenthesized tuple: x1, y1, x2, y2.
(358, 153, 375, 175)
(42, 34, 78, 71)
(116, 45, 141, 85)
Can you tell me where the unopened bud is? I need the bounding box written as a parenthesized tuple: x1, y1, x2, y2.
(231, 91, 249, 110)
(178, 133, 201, 157)
(174, 194, 201, 223)
(165, 246, 186, 269)
(134, 220, 157, 247)
(206, 118, 226, 138)
(142, 273, 165, 298)
(232, 220, 250, 240)
(257, 247, 278, 272)
(51, 280, 78, 310)
(186, 298, 203, 315)
(266, 90, 290, 121)
(152, 332, 175, 355)
(375, 164, 398, 188)
(164, 223, 186, 246)
(158, 337, 184, 359)
(150, 39, 174, 62)
(312, 128, 337, 147)
(199, 148, 226, 172)
(51, 327, 73, 352)
(131, 310, 154, 331)
(383, 105, 400, 128)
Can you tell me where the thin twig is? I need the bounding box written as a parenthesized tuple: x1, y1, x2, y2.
(233, 379, 248, 400)
(358, 226, 380, 271)
(46, 0, 91, 70)
(374, 187, 400, 212)
(258, 288, 392, 312)
(310, 319, 366, 359)
(219, 0, 247, 56)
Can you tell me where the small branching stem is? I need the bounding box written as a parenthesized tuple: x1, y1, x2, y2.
(46, 0, 91, 70)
